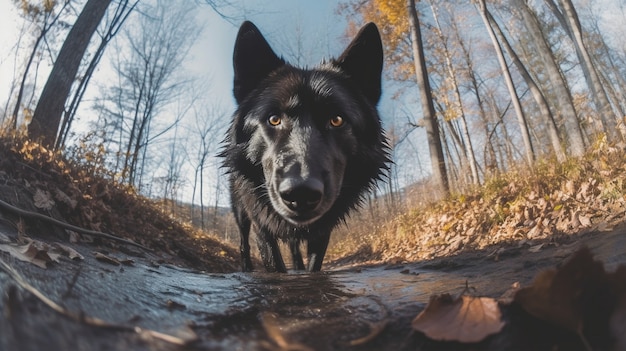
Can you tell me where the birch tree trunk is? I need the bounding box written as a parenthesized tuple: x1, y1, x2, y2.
(514, 0, 586, 156)
(487, 8, 566, 162)
(477, 0, 535, 167)
(430, 1, 480, 185)
(544, 0, 621, 142)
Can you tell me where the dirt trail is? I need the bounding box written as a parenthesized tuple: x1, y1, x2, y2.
(1, 219, 625, 351)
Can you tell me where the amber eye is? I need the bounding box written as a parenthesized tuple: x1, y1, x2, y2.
(268, 115, 281, 126)
(329, 115, 344, 128)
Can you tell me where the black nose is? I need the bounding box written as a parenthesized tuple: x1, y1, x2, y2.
(279, 178, 324, 213)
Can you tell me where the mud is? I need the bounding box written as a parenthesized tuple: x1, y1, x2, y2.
(1, 220, 625, 351)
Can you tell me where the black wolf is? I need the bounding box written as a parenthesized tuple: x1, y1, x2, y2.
(221, 21, 389, 272)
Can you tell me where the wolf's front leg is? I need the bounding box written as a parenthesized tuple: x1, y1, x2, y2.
(233, 204, 253, 272)
(306, 230, 331, 272)
(256, 229, 287, 273)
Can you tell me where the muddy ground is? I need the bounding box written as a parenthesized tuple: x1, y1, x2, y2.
(1, 213, 625, 351)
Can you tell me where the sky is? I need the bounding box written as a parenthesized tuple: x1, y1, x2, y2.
(0, 1, 352, 118)
(2, 0, 624, 205)
(183, 1, 351, 112)
(0, 0, 374, 205)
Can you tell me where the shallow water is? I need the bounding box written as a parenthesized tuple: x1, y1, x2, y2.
(2, 223, 625, 350)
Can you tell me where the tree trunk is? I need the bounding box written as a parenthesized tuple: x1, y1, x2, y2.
(406, 0, 449, 196)
(453, 18, 499, 174)
(487, 9, 566, 162)
(544, 0, 620, 142)
(515, 0, 585, 156)
(477, 0, 535, 167)
(430, 1, 480, 185)
(57, 0, 137, 149)
(28, 0, 113, 148)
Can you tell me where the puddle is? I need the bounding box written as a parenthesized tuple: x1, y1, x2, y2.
(2, 224, 626, 350)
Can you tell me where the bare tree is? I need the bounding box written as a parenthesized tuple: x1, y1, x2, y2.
(429, 1, 480, 185)
(9, 0, 70, 129)
(188, 104, 223, 230)
(407, 0, 449, 196)
(56, 0, 138, 149)
(29, 0, 113, 148)
(97, 0, 200, 189)
(544, 0, 621, 142)
(486, 8, 566, 162)
(477, 0, 535, 167)
(512, 0, 586, 156)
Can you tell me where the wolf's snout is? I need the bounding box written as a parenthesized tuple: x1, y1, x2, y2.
(279, 178, 324, 213)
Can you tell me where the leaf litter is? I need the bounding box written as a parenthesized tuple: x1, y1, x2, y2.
(0, 238, 84, 268)
(412, 294, 504, 343)
(410, 247, 626, 348)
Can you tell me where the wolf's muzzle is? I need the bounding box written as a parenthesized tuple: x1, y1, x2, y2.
(278, 177, 324, 213)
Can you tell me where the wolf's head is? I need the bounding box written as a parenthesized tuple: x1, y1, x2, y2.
(227, 21, 387, 227)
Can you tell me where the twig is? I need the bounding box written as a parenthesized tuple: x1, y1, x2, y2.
(348, 296, 390, 346)
(0, 199, 151, 252)
(260, 312, 314, 351)
(0, 258, 196, 346)
(349, 319, 389, 346)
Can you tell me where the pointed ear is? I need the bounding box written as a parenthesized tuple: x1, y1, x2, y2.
(233, 21, 285, 103)
(335, 23, 383, 104)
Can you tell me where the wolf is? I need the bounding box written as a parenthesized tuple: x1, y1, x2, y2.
(221, 21, 389, 272)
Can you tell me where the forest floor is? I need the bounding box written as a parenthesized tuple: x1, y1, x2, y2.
(0, 134, 625, 350)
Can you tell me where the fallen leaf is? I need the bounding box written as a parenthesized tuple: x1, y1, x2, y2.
(412, 294, 505, 343)
(120, 258, 135, 266)
(514, 247, 612, 335)
(0, 239, 60, 268)
(578, 214, 592, 227)
(52, 242, 84, 260)
(54, 189, 77, 209)
(498, 282, 521, 305)
(94, 252, 121, 266)
(33, 189, 55, 210)
(68, 230, 81, 243)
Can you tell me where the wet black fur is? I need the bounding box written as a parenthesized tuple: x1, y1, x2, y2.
(221, 21, 390, 272)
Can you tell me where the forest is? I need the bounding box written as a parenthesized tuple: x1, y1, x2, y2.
(1, 1, 626, 350)
(3, 0, 626, 226)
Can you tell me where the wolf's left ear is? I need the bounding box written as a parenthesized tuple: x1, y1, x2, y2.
(233, 21, 285, 103)
(336, 23, 383, 105)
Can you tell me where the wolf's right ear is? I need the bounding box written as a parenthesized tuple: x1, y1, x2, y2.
(233, 21, 284, 103)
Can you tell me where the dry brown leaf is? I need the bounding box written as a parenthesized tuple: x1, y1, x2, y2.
(52, 242, 84, 260)
(54, 189, 77, 209)
(120, 258, 135, 266)
(33, 189, 55, 210)
(514, 247, 607, 333)
(94, 252, 121, 266)
(412, 294, 505, 343)
(68, 230, 81, 243)
(498, 282, 521, 305)
(0, 240, 60, 268)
